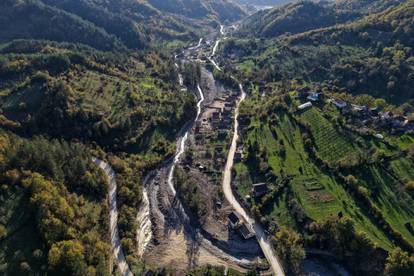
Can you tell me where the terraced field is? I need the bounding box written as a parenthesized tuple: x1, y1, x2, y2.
(237, 107, 395, 249)
(299, 108, 357, 163)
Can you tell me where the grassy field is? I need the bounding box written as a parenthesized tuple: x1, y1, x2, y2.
(358, 164, 414, 246)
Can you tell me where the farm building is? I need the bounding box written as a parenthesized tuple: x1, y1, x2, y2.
(298, 102, 312, 111)
(252, 183, 268, 197)
(332, 99, 347, 109)
(307, 92, 322, 102)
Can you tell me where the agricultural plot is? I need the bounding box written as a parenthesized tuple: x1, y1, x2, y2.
(358, 165, 414, 246)
(238, 108, 394, 249)
(68, 70, 129, 120)
(299, 108, 356, 163)
(261, 192, 298, 230)
(390, 158, 414, 181)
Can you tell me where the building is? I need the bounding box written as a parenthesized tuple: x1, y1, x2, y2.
(307, 92, 322, 102)
(297, 87, 310, 98)
(298, 102, 312, 111)
(332, 99, 347, 109)
(234, 151, 242, 162)
(351, 104, 367, 112)
(238, 223, 255, 239)
(228, 212, 240, 229)
(252, 183, 268, 197)
(370, 107, 380, 116)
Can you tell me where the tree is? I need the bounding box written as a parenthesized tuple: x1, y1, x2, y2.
(272, 227, 305, 274)
(48, 240, 87, 275)
(408, 144, 414, 162)
(385, 248, 414, 276)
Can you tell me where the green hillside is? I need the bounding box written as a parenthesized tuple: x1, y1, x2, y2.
(0, 40, 195, 155)
(235, 89, 414, 274)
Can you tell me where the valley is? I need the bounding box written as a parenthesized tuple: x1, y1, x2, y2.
(1, 0, 414, 275)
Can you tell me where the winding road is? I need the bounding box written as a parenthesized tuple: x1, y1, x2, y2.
(93, 158, 133, 276)
(205, 25, 285, 275)
(221, 85, 285, 276)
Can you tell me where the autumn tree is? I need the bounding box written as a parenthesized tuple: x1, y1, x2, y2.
(385, 248, 414, 276)
(272, 227, 305, 274)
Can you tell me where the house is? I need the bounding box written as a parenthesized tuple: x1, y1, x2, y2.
(370, 107, 380, 116)
(238, 223, 255, 239)
(351, 104, 367, 112)
(380, 111, 392, 120)
(298, 87, 309, 98)
(223, 106, 232, 116)
(234, 151, 242, 162)
(332, 99, 347, 109)
(307, 92, 322, 102)
(228, 212, 240, 229)
(298, 102, 312, 111)
(252, 183, 268, 197)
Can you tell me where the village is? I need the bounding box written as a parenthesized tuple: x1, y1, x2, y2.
(176, 82, 267, 251)
(192, 90, 272, 241)
(296, 87, 414, 136)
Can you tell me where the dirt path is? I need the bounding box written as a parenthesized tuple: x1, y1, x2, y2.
(93, 158, 133, 276)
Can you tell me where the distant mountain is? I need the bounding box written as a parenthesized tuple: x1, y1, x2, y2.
(148, 0, 245, 22)
(233, 0, 292, 5)
(0, 0, 245, 51)
(238, 0, 404, 38)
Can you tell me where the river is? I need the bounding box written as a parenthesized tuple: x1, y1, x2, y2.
(167, 84, 205, 197)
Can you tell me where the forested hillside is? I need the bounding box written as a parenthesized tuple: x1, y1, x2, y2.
(0, 132, 110, 275)
(0, 0, 245, 51)
(223, 0, 414, 105)
(0, 40, 195, 155)
(238, 0, 404, 38)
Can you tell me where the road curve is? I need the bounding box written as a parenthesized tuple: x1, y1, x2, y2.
(221, 85, 286, 276)
(93, 158, 133, 276)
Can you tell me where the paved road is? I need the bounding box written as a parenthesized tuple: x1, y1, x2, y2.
(93, 158, 133, 276)
(221, 85, 286, 276)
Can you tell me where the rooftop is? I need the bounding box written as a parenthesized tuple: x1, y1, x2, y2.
(228, 212, 240, 225)
(238, 223, 254, 239)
